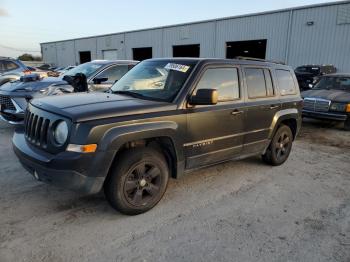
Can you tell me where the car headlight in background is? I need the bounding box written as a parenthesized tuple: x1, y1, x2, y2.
(53, 120, 68, 145)
(330, 103, 347, 112)
(347, 104, 350, 113)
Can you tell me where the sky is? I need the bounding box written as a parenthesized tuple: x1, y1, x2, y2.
(0, 0, 341, 58)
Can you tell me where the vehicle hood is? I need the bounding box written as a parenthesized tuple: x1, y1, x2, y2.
(301, 89, 350, 103)
(31, 92, 176, 122)
(0, 77, 66, 92)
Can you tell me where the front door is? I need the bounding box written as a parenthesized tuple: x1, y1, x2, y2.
(184, 66, 246, 169)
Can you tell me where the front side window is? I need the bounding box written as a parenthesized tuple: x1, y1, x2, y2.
(276, 69, 296, 95)
(195, 67, 240, 102)
(111, 60, 196, 102)
(96, 65, 129, 83)
(4, 61, 19, 71)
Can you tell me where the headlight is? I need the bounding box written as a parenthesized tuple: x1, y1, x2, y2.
(54, 121, 68, 145)
(330, 103, 347, 112)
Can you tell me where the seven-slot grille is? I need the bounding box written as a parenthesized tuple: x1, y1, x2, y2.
(24, 111, 50, 147)
(0, 95, 16, 111)
(303, 98, 331, 112)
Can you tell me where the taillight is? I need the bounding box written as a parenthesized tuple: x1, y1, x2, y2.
(23, 69, 31, 75)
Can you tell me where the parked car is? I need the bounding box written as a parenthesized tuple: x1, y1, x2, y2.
(0, 58, 50, 87)
(0, 57, 32, 86)
(0, 60, 138, 124)
(13, 58, 302, 215)
(301, 74, 350, 130)
(295, 64, 336, 90)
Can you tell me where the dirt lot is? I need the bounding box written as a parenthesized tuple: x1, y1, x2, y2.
(0, 119, 349, 262)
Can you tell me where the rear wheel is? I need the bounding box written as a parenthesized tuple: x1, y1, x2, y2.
(104, 147, 169, 215)
(262, 124, 293, 166)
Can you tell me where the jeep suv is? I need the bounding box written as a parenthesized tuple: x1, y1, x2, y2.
(13, 58, 302, 215)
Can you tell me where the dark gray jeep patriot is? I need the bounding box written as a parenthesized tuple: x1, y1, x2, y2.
(13, 58, 302, 215)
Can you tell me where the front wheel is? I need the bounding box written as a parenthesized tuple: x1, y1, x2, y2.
(262, 124, 293, 166)
(104, 147, 169, 215)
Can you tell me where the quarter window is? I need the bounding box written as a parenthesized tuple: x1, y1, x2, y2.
(276, 69, 296, 95)
(195, 68, 240, 102)
(245, 68, 274, 98)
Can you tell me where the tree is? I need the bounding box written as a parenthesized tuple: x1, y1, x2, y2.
(18, 53, 42, 61)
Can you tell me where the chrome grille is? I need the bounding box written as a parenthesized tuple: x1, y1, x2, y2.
(303, 98, 331, 112)
(0, 95, 16, 111)
(24, 111, 50, 148)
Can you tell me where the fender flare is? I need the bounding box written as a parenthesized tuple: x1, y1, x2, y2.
(98, 121, 184, 164)
(268, 108, 300, 140)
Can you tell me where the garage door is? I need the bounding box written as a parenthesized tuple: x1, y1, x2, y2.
(103, 50, 118, 60)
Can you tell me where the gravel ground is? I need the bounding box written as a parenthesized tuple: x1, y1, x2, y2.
(0, 119, 349, 262)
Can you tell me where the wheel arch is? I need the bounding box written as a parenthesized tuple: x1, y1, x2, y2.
(99, 122, 184, 180)
(269, 109, 301, 140)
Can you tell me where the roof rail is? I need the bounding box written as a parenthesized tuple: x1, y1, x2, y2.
(235, 56, 286, 65)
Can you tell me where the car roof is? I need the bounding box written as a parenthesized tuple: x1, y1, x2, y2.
(90, 60, 139, 65)
(145, 57, 290, 69)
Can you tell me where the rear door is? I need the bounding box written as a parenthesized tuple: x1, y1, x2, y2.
(184, 65, 246, 169)
(242, 67, 280, 155)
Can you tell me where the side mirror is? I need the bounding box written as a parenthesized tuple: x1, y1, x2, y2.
(93, 77, 108, 84)
(189, 89, 218, 105)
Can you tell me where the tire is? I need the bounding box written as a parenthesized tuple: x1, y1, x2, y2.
(104, 147, 169, 215)
(344, 118, 350, 131)
(262, 124, 293, 166)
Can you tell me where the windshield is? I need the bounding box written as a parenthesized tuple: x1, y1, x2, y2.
(295, 66, 320, 74)
(314, 76, 350, 91)
(62, 62, 104, 78)
(111, 60, 196, 102)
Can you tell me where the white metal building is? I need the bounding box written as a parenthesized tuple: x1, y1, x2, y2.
(41, 1, 350, 72)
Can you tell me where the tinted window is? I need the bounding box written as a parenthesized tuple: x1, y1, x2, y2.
(196, 68, 240, 102)
(97, 65, 129, 83)
(276, 70, 296, 95)
(245, 68, 267, 98)
(4, 61, 19, 71)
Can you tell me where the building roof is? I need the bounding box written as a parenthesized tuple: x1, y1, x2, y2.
(40, 0, 350, 45)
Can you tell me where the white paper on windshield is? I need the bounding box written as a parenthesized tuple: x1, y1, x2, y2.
(165, 63, 190, 73)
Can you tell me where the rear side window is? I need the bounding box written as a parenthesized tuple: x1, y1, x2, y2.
(196, 67, 240, 102)
(276, 70, 296, 95)
(245, 68, 274, 98)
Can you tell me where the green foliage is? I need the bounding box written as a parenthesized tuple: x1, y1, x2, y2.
(18, 53, 42, 61)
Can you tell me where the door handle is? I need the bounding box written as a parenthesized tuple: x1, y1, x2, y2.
(231, 109, 243, 116)
(269, 105, 279, 110)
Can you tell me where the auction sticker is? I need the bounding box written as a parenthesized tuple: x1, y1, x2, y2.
(165, 63, 190, 73)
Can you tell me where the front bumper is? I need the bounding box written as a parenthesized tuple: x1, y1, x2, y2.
(302, 109, 348, 121)
(12, 130, 106, 194)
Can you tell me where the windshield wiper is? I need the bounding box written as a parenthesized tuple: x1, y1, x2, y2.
(112, 90, 147, 99)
